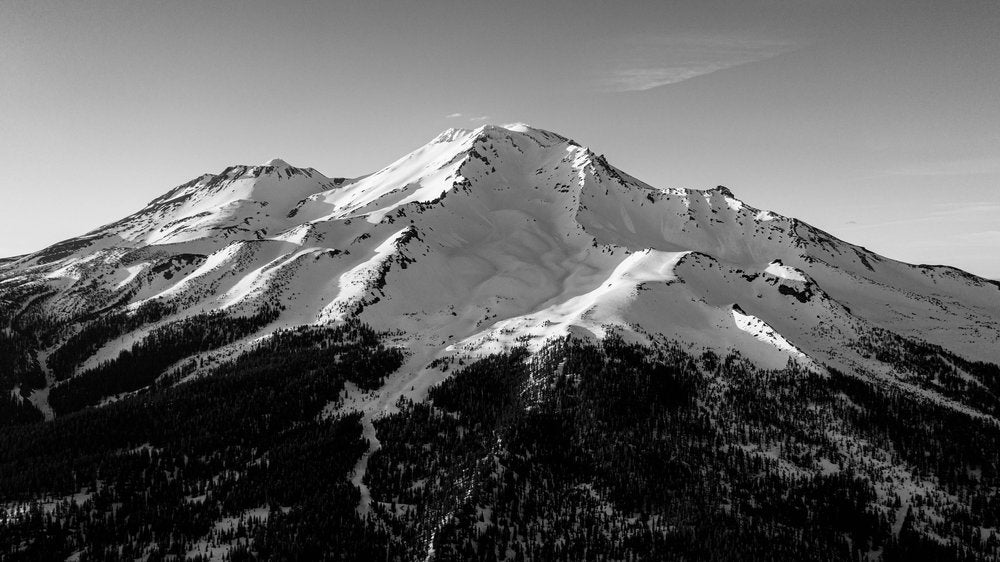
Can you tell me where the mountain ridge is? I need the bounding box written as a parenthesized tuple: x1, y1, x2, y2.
(4, 124, 999, 383)
(3, 123, 1000, 560)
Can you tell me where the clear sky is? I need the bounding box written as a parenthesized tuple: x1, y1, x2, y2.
(2, 0, 998, 278)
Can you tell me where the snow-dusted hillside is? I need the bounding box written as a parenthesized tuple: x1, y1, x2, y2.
(2, 123, 999, 415)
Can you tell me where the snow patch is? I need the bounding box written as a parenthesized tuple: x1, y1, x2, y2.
(764, 260, 807, 282)
(115, 262, 150, 289)
(731, 306, 810, 362)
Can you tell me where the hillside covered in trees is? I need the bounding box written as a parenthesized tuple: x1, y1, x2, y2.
(2, 321, 999, 560)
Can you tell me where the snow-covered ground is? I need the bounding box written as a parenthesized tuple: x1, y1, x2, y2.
(3, 122, 999, 424)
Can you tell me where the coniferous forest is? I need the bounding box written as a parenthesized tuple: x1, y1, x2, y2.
(1, 295, 999, 560)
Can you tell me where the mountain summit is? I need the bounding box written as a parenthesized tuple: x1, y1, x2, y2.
(5, 124, 998, 378)
(3, 123, 1000, 559)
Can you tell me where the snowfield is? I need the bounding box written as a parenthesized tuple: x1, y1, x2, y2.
(2, 123, 1000, 420)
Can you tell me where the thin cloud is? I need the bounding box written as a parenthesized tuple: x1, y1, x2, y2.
(841, 216, 942, 231)
(842, 202, 1000, 230)
(955, 230, 1000, 245)
(603, 34, 795, 92)
(933, 202, 1000, 214)
(469, 115, 491, 122)
(879, 157, 1000, 177)
(445, 112, 463, 118)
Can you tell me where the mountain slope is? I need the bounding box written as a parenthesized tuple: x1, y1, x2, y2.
(2, 124, 1000, 560)
(3, 124, 998, 402)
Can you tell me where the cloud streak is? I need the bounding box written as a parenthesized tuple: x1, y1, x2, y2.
(879, 157, 1000, 177)
(956, 230, 1000, 245)
(840, 202, 1000, 230)
(604, 34, 795, 92)
(445, 112, 493, 122)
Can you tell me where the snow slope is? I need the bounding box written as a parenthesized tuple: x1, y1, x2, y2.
(3, 123, 999, 419)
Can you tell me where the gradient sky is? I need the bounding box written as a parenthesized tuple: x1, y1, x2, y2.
(2, 0, 999, 278)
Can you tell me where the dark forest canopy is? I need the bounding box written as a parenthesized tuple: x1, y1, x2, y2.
(0, 314, 998, 560)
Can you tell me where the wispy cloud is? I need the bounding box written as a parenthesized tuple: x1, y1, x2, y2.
(933, 201, 1000, 214)
(603, 34, 795, 92)
(955, 230, 1000, 245)
(841, 202, 1000, 230)
(879, 157, 1000, 177)
(445, 113, 492, 122)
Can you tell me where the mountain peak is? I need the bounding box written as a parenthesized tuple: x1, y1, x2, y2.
(431, 128, 476, 144)
(6, 124, 1000, 561)
(430, 123, 574, 150)
(710, 185, 735, 197)
(501, 122, 574, 145)
(12, 125, 1000, 373)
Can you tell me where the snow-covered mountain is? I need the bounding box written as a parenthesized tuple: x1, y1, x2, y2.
(4, 124, 999, 403)
(4, 124, 1000, 560)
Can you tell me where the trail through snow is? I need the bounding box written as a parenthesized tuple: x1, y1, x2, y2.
(344, 348, 455, 518)
(28, 347, 55, 421)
